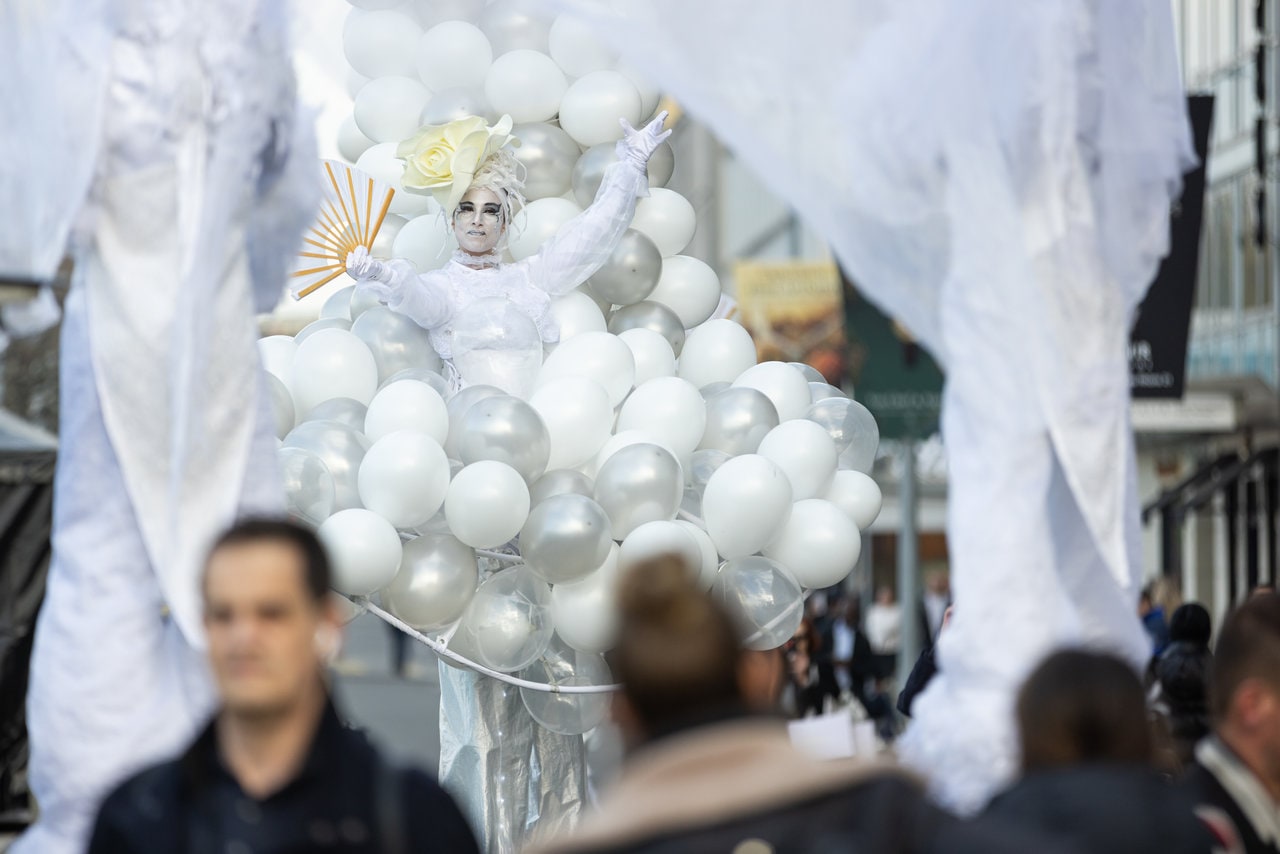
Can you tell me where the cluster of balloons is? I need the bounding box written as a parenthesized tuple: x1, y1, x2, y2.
(269, 0, 884, 735)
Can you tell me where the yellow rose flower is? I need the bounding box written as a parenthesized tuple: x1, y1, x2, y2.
(396, 115, 516, 215)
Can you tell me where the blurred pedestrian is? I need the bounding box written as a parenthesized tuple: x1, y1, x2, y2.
(87, 519, 478, 853)
(1151, 603, 1213, 770)
(1182, 593, 1280, 853)
(1140, 581, 1174, 659)
(919, 569, 952, 642)
(865, 585, 903, 682)
(532, 554, 1068, 854)
(984, 649, 1213, 854)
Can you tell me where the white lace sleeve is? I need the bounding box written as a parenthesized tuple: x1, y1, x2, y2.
(524, 158, 648, 296)
(357, 261, 453, 330)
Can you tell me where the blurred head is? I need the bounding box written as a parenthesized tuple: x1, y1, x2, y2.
(1016, 649, 1153, 772)
(925, 570, 948, 596)
(608, 554, 751, 745)
(202, 518, 339, 720)
(1168, 602, 1212, 647)
(874, 586, 895, 606)
(1210, 594, 1280, 793)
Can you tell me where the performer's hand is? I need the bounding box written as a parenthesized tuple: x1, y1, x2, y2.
(618, 110, 672, 169)
(345, 245, 384, 281)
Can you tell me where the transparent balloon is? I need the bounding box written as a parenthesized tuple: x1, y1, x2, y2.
(382, 533, 480, 631)
(451, 297, 544, 398)
(809, 382, 848, 404)
(278, 446, 335, 526)
(680, 448, 730, 518)
(520, 493, 612, 584)
(520, 639, 612, 735)
(282, 420, 370, 511)
(457, 394, 551, 482)
(351, 306, 444, 384)
(305, 397, 367, 431)
(458, 564, 554, 672)
(715, 556, 805, 651)
(807, 397, 880, 473)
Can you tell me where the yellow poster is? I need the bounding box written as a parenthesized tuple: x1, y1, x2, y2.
(733, 259, 846, 384)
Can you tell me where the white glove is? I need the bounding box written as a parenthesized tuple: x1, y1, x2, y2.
(617, 110, 672, 169)
(345, 245, 387, 282)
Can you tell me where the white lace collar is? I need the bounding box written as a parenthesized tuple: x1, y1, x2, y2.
(451, 248, 503, 270)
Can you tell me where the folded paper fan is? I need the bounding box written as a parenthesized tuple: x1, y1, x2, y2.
(291, 160, 395, 299)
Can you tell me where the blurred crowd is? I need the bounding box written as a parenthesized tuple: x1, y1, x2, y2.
(83, 520, 1280, 853)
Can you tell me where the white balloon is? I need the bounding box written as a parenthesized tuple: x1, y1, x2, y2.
(343, 8, 421, 79)
(763, 499, 861, 589)
(445, 461, 531, 548)
(701, 454, 793, 558)
(826, 470, 884, 530)
(550, 291, 607, 342)
(678, 319, 758, 389)
(358, 430, 451, 529)
(321, 285, 355, 321)
(370, 214, 409, 259)
(353, 76, 432, 145)
(616, 377, 706, 458)
(266, 373, 296, 439)
(508, 197, 582, 261)
(550, 543, 620, 653)
(289, 329, 378, 418)
(618, 328, 676, 385)
(618, 520, 702, 579)
(558, 71, 642, 148)
(484, 49, 567, 124)
(756, 420, 838, 500)
(732, 361, 811, 422)
(392, 211, 454, 271)
(356, 143, 436, 217)
(365, 380, 449, 444)
(258, 335, 297, 384)
(537, 331, 635, 407)
(548, 15, 617, 77)
(674, 520, 718, 591)
(617, 63, 660, 119)
(412, 0, 485, 27)
(337, 114, 376, 164)
(530, 377, 613, 470)
(631, 188, 696, 257)
(647, 255, 721, 328)
(417, 21, 492, 91)
(318, 508, 403, 596)
(346, 67, 370, 99)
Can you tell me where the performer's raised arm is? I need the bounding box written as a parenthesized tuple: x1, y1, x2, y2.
(526, 112, 672, 296)
(346, 246, 452, 330)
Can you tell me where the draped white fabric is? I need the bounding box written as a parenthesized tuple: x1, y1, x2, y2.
(553, 0, 1195, 810)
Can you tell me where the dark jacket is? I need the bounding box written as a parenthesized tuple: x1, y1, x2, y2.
(88, 699, 478, 854)
(532, 718, 1075, 854)
(1152, 640, 1212, 768)
(896, 643, 938, 717)
(984, 764, 1213, 854)
(1182, 737, 1280, 854)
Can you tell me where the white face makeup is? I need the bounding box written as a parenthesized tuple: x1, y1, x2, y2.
(453, 187, 505, 256)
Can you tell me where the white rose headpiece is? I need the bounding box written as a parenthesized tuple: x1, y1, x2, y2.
(396, 114, 524, 222)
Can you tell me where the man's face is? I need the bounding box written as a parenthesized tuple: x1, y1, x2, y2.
(453, 187, 505, 256)
(203, 541, 333, 718)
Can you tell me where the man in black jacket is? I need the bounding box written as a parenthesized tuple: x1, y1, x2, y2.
(1182, 593, 1280, 853)
(87, 518, 478, 853)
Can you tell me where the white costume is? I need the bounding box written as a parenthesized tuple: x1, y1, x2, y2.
(11, 2, 314, 851)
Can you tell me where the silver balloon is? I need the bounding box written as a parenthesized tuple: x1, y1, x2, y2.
(593, 442, 683, 540)
(304, 397, 367, 431)
(370, 214, 408, 259)
(278, 446, 335, 526)
(382, 367, 450, 396)
(519, 638, 612, 735)
(519, 494, 612, 584)
(699, 381, 732, 400)
(788, 362, 826, 383)
(266, 373, 295, 438)
(586, 229, 662, 306)
(445, 384, 505, 460)
(608, 301, 686, 356)
(351, 306, 444, 383)
(512, 122, 581, 200)
(529, 469, 595, 507)
(458, 564, 554, 672)
(420, 87, 496, 125)
(572, 141, 675, 207)
(700, 387, 780, 455)
(681, 448, 730, 518)
(320, 285, 355, 320)
(479, 0, 551, 55)
(295, 316, 351, 343)
(282, 420, 370, 511)
(809, 382, 848, 403)
(808, 397, 880, 473)
(457, 394, 551, 482)
(382, 533, 480, 631)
